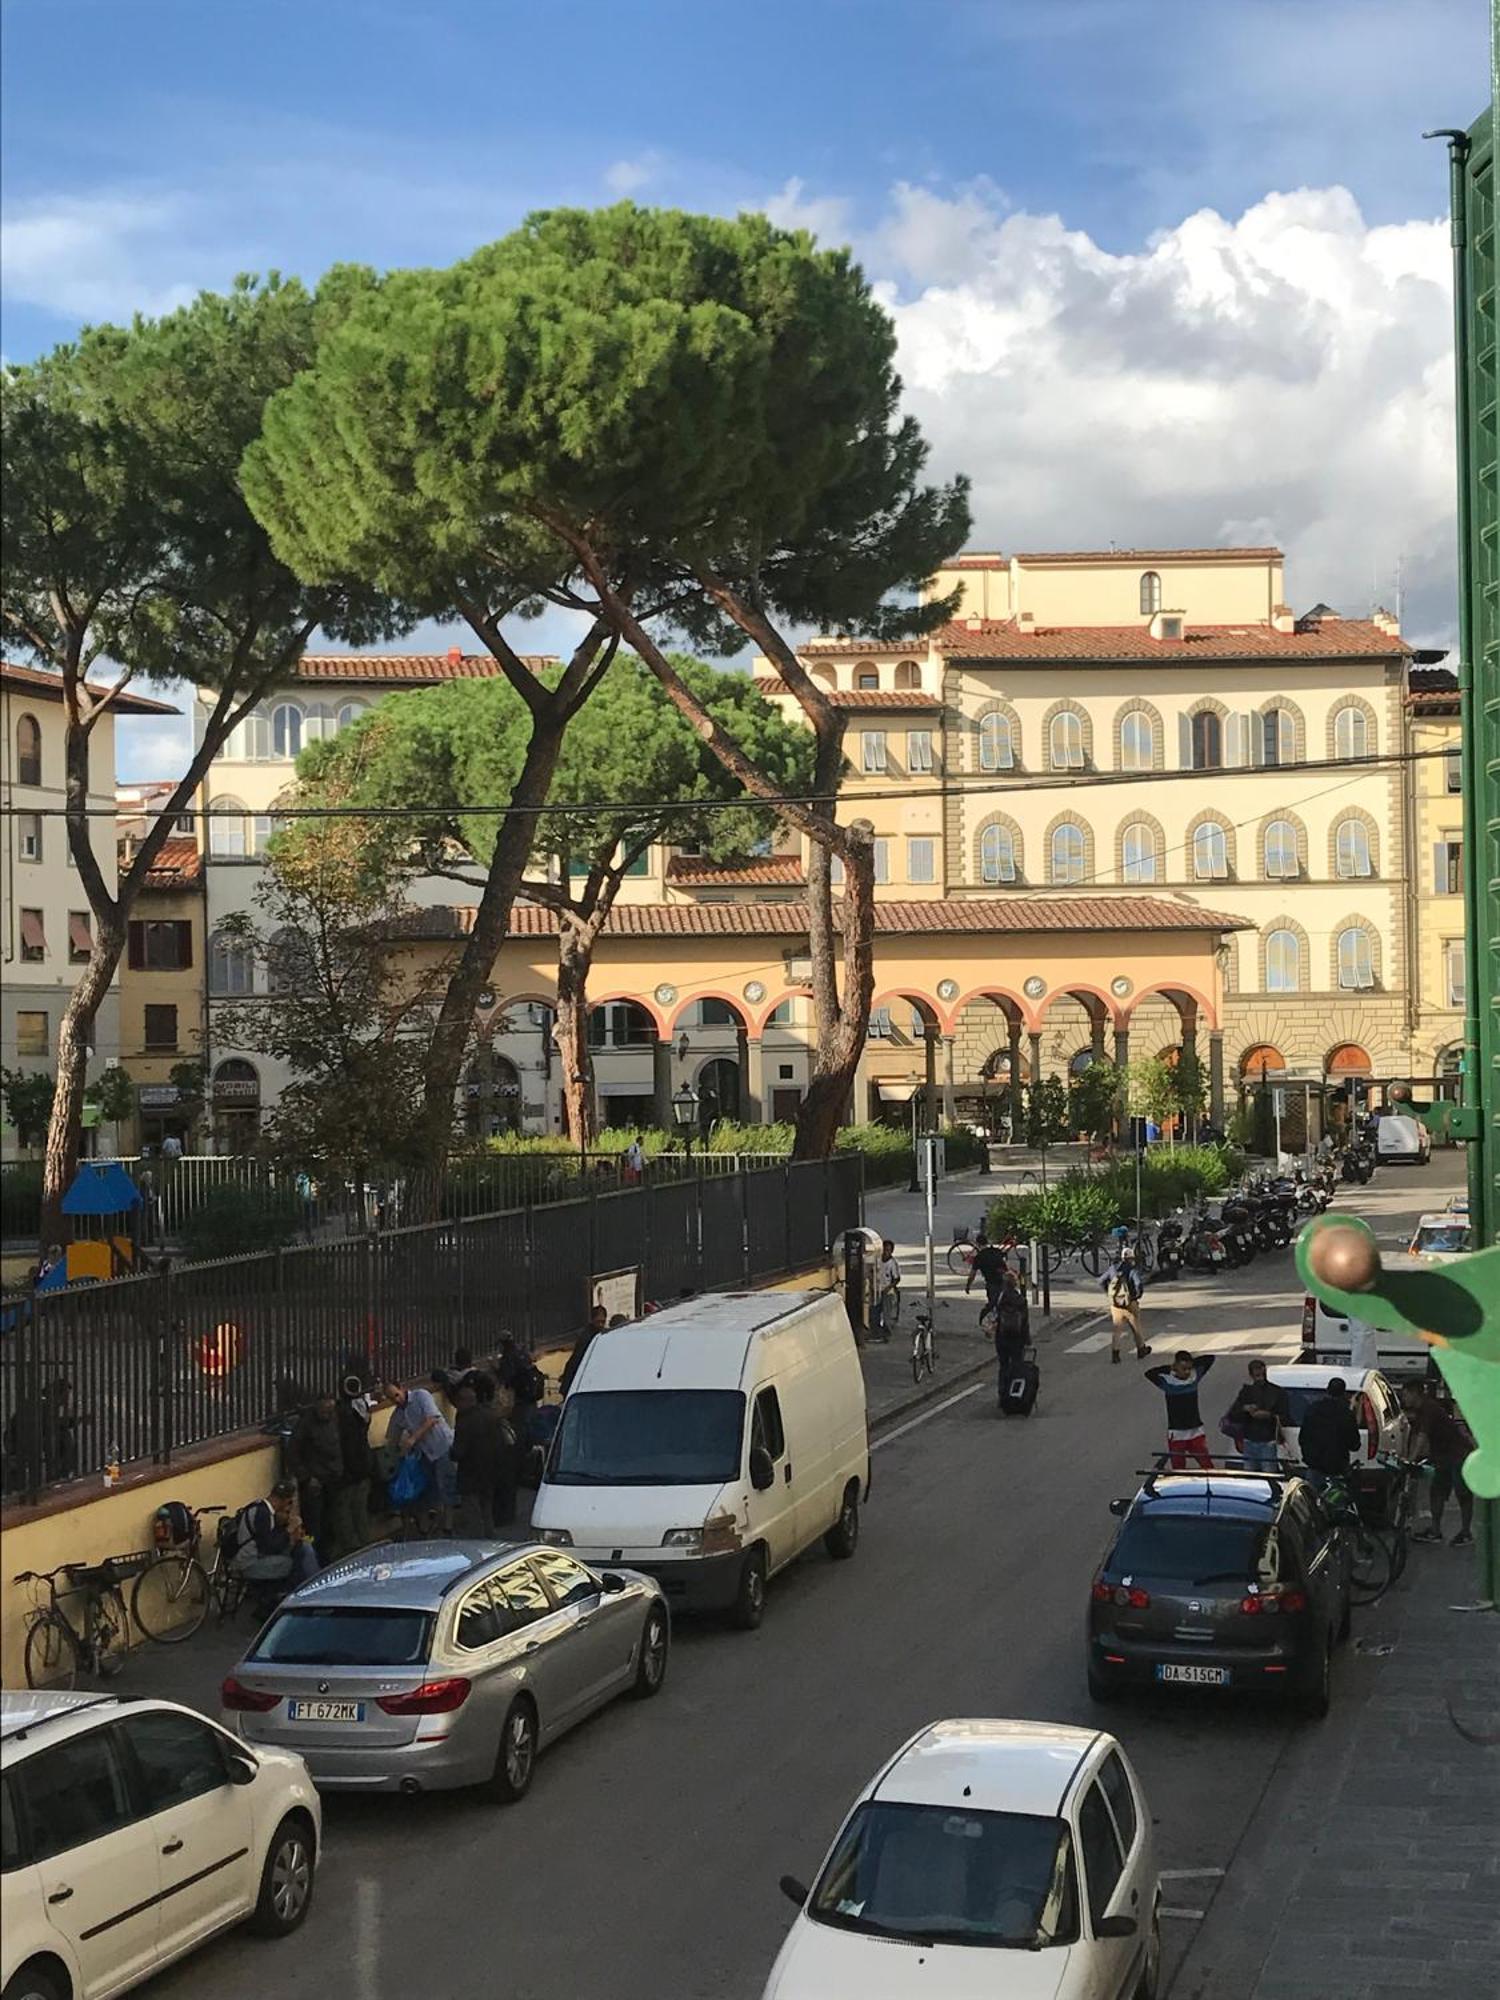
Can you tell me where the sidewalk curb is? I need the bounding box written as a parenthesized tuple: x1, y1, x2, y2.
(868, 1307, 1094, 1437)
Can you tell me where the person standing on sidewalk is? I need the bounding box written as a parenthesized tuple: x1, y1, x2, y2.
(384, 1380, 458, 1530)
(286, 1392, 343, 1553)
(1145, 1351, 1216, 1468)
(1400, 1381, 1476, 1546)
(1102, 1248, 1151, 1363)
(1295, 1377, 1361, 1491)
(874, 1239, 902, 1341)
(992, 1270, 1030, 1383)
(1224, 1359, 1289, 1472)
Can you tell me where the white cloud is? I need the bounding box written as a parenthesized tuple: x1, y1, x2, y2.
(864, 182, 1456, 641)
(604, 151, 664, 197)
(1, 194, 201, 321)
(763, 177, 854, 247)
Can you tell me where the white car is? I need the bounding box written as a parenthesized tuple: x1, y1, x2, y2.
(1, 1691, 320, 2000)
(1266, 1365, 1407, 1467)
(763, 1719, 1160, 1999)
(1407, 1212, 1470, 1261)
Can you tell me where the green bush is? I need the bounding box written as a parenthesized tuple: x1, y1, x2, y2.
(986, 1143, 1243, 1244)
(178, 1183, 302, 1262)
(0, 1161, 43, 1239)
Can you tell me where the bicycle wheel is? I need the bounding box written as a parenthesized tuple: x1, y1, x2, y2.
(25, 1613, 79, 1690)
(1080, 1240, 1104, 1278)
(911, 1340, 924, 1387)
(946, 1244, 971, 1277)
(93, 1586, 132, 1677)
(1134, 1232, 1154, 1273)
(1346, 1525, 1393, 1605)
(133, 1554, 211, 1644)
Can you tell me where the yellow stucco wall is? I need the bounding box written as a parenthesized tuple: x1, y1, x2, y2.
(1406, 702, 1464, 1071)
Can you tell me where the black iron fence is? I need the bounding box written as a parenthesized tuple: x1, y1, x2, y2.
(0, 1155, 863, 1504)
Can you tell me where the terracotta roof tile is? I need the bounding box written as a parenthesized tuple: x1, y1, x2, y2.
(1009, 546, 1284, 563)
(936, 617, 1408, 662)
(796, 637, 932, 658)
(2, 661, 178, 715)
(398, 893, 1251, 943)
(137, 837, 202, 889)
(667, 856, 806, 886)
(754, 677, 940, 710)
(293, 653, 557, 683)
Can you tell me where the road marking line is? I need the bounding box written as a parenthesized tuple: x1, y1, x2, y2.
(873, 1381, 988, 1448)
(355, 1875, 379, 2000)
(1160, 1868, 1226, 1879)
(1065, 1326, 1302, 1356)
(1159, 1905, 1207, 1920)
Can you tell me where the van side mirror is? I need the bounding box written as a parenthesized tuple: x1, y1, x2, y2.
(1096, 1915, 1137, 1940)
(779, 1874, 809, 1908)
(600, 1572, 627, 1594)
(1108, 1497, 1130, 1516)
(750, 1446, 776, 1491)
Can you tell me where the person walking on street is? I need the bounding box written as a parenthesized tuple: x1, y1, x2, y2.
(286, 1392, 343, 1553)
(992, 1269, 1030, 1385)
(1296, 1376, 1362, 1491)
(1224, 1359, 1289, 1472)
(1400, 1381, 1476, 1546)
(560, 1304, 609, 1397)
(1144, 1351, 1216, 1468)
(1102, 1249, 1151, 1363)
(965, 1238, 1011, 1316)
(874, 1239, 901, 1341)
(384, 1379, 458, 1529)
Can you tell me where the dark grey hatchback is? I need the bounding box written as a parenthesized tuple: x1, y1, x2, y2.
(1086, 1471, 1352, 1717)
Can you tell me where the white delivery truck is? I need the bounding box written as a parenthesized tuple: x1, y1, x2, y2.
(531, 1290, 869, 1628)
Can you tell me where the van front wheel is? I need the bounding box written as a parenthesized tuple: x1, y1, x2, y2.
(824, 1483, 860, 1560)
(729, 1548, 767, 1630)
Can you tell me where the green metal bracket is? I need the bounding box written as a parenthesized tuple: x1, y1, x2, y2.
(1296, 1213, 1500, 1501)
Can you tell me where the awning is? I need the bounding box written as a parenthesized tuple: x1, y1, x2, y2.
(61, 1162, 142, 1215)
(873, 1081, 921, 1102)
(69, 911, 92, 957)
(20, 909, 45, 953)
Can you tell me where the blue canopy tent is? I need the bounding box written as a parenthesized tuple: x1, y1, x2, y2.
(60, 1162, 143, 1281)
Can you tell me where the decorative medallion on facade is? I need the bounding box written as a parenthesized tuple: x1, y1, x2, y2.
(743, 980, 766, 1004)
(1023, 975, 1046, 1000)
(1111, 975, 1134, 998)
(654, 983, 677, 1005)
(936, 978, 959, 1002)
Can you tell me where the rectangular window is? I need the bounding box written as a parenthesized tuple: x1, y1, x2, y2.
(1444, 940, 1466, 1010)
(866, 1008, 893, 1039)
(18, 812, 42, 861)
(906, 837, 935, 884)
(1445, 747, 1462, 793)
(144, 1003, 179, 1052)
(14, 1732, 135, 1864)
(19, 908, 45, 963)
(68, 910, 92, 963)
(906, 729, 933, 773)
(1435, 839, 1462, 895)
(861, 731, 887, 774)
(16, 1011, 48, 1056)
(127, 920, 194, 970)
(872, 838, 890, 884)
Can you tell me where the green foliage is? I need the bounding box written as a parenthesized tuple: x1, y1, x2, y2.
(177, 1183, 302, 1262)
(1025, 1075, 1071, 1149)
(987, 1144, 1244, 1245)
(1, 1069, 55, 1150)
(85, 1066, 137, 1127)
(1067, 1059, 1120, 1144)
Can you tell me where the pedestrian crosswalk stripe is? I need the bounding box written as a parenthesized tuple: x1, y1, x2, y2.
(1064, 1324, 1303, 1357)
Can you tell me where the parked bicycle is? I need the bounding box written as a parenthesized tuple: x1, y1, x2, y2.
(910, 1308, 937, 1385)
(131, 1502, 239, 1644)
(15, 1560, 134, 1689)
(1319, 1469, 1394, 1605)
(946, 1220, 989, 1277)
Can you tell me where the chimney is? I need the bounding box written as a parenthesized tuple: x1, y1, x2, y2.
(1149, 610, 1186, 642)
(1016, 611, 1035, 631)
(446, 645, 463, 666)
(1271, 603, 1295, 634)
(1371, 606, 1400, 636)
(965, 616, 985, 632)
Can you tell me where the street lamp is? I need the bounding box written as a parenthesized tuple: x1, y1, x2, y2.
(672, 1082, 699, 1159)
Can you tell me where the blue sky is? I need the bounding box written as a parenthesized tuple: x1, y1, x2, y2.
(1, 0, 1487, 776)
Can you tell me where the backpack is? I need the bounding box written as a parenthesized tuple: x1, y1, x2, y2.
(151, 1500, 196, 1550)
(515, 1361, 546, 1405)
(996, 1293, 1027, 1338)
(1110, 1272, 1135, 1309)
(229, 1498, 274, 1559)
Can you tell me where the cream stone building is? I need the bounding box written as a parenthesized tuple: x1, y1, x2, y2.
(1, 664, 175, 1159)
(1402, 665, 1466, 1089)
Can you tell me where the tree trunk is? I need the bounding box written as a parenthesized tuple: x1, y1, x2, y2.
(553, 925, 597, 1149)
(40, 921, 126, 1247)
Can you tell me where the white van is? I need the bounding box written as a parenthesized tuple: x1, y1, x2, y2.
(1299, 1267, 1430, 1384)
(1374, 1112, 1430, 1165)
(531, 1290, 869, 1629)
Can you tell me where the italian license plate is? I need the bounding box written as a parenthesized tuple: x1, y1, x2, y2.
(1156, 1664, 1229, 1686)
(287, 1699, 365, 1722)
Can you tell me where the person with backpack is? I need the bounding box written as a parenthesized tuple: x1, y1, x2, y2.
(285, 1391, 343, 1552)
(991, 1270, 1030, 1379)
(964, 1237, 1011, 1315)
(497, 1332, 546, 1424)
(229, 1480, 319, 1597)
(1102, 1248, 1151, 1363)
(329, 1375, 376, 1560)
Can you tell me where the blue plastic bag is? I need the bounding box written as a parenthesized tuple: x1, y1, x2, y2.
(389, 1450, 430, 1508)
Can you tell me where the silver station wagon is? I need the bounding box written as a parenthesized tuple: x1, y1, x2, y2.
(221, 1541, 669, 1802)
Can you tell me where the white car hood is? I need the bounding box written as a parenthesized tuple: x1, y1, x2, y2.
(530, 1480, 730, 1551)
(763, 1919, 1073, 1999)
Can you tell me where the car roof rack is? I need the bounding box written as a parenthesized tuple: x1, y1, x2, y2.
(1135, 1463, 1293, 1497)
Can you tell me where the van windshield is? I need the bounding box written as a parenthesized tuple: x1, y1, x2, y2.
(548, 1390, 746, 1485)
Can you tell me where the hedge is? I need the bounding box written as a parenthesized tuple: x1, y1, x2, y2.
(986, 1144, 1244, 1247)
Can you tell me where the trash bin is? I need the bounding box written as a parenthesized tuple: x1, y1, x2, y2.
(843, 1226, 885, 1338)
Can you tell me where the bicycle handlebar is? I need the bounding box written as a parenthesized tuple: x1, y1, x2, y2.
(193, 1504, 227, 1517)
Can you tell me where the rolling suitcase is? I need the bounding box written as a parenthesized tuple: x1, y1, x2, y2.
(998, 1348, 1040, 1417)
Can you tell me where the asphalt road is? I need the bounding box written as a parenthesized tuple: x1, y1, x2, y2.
(129, 1157, 1461, 2000)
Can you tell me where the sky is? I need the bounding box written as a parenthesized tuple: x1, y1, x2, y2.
(0, 0, 1488, 781)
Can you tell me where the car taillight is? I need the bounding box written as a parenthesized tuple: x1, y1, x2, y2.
(1301, 1295, 1316, 1339)
(1091, 1581, 1112, 1602)
(1115, 1585, 1150, 1609)
(221, 1675, 279, 1712)
(1240, 1588, 1307, 1616)
(376, 1678, 472, 1715)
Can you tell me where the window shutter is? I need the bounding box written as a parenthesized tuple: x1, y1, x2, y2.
(128, 921, 144, 970)
(176, 921, 194, 969)
(1178, 714, 1193, 768)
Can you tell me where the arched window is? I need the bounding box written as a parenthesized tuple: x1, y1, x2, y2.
(587, 1000, 657, 1049)
(251, 815, 275, 858)
(1049, 710, 1085, 770)
(1120, 710, 1154, 771)
(226, 710, 270, 760)
(1190, 710, 1222, 770)
(893, 660, 921, 690)
(855, 664, 879, 690)
(271, 702, 303, 759)
(1334, 817, 1372, 878)
(1333, 704, 1369, 760)
(980, 824, 1016, 884)
(1241, 1043, 1286, 1079)
(1326, 1042, 1372, 1076)
(978, 712, 1014, 771)
(1265, 929, 1300, 992)
(1263, 819, 1299, 880)
(209, 928, 255, 996)
(15, 713, 42, 786)
(267, 926, 315, 995)
(336, 700, 366, 733)
(1193, 822, 1228, 880)
(1337, 927, 1375, 989)
(301, 701, 336, 745)
(1050, 821, 1086, 884)
(208, 795, 248, 859)
(1120, 821, 1158, 883)
(1139, 571, 1162, 615)
(1262, 707, 1294, 766)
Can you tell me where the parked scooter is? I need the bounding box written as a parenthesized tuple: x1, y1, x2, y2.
(1154, 1219, 1185, 1280)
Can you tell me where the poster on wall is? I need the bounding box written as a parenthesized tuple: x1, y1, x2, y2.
(591, 1266, 642, 1323)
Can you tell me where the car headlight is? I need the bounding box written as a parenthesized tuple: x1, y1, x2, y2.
(661, 1528, 702, 1551)
(537, 1528, 573, 1547)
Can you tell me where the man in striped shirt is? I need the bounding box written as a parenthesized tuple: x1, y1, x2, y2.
(1144, 1351, 1216, 1469)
